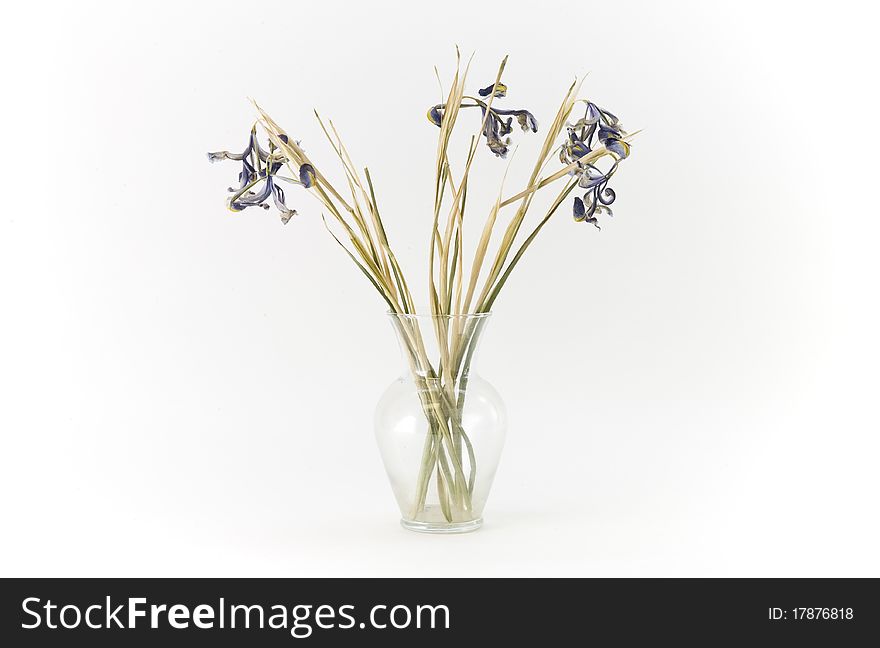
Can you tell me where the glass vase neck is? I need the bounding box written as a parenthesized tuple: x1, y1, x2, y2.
(387, 312, 492, 381)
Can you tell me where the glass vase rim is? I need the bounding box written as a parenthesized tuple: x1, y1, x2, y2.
(386, 310, 493, 321)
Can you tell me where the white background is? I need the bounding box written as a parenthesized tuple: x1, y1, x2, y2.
(1, 1, 877, 577)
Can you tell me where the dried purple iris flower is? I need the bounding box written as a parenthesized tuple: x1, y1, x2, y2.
(426, 81, 538, 158)
(561, 101, 630, 229)
(207, 127, 300, 224)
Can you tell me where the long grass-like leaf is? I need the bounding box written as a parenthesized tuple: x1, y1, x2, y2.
(321, 214, 397, 312)
(481, 179, 578, 312)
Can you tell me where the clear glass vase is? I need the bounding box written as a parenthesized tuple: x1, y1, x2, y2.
(375, 312, 506, 533)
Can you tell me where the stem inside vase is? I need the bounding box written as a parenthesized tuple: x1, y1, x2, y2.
(390, 313, 487, 524)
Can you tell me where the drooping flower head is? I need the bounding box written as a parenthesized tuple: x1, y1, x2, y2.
(562, 101, 631, 230)
(208, 127, 316, 224)
(426, 80, 538, 158)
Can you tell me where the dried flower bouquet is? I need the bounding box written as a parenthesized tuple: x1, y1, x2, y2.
(208, 51, 634, 530)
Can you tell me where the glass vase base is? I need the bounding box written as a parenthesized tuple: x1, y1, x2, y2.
(400, 517, 483, 534)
